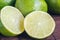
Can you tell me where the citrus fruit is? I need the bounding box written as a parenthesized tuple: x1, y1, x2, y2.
(24, 11, 55, 39)
(0, 6, 24, 36)
(0, 0, 16, 10)
(15, 0, 48, 16)
(45, 0, 60, 14)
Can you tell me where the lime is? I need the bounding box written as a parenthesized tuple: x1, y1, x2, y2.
(0, 0, 16, 10)
(0, 6, 24, 36)
(45, 0, 60, 14)
(24, 11, 55, 39)
(15, 0, 48, 16)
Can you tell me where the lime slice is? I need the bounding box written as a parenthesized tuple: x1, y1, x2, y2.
(0, 6, 24, 36)
(24, 11, 55, 39)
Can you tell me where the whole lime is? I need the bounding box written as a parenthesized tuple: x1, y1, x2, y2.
(0, 0, 16, 10)
(15, 0, 48, 16)
(45, 0, 60, 14)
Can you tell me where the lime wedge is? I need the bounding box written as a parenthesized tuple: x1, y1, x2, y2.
(0, 6, 24, 36)
(24, 11, 55, 39)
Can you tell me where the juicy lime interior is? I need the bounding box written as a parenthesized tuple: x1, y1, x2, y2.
(24, 11, 55, 39)
(1, 6, 24, 34)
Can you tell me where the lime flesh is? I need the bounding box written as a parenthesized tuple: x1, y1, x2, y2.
(24, 11, 55, 39)
(0, 6, 24, 36)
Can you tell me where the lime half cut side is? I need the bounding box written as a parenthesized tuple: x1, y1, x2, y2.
(0, 6, 24, 36)
(24, 11, 55, 39)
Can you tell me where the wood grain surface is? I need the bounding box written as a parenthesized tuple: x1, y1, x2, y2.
(0, 15, 60, 40)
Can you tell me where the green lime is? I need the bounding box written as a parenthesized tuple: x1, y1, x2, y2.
(24, 11, 55, 39)
(15, 0, 48, 16)
(0, 0, 16, 10)
(0, 6, 24, 36)
(45, 0, 60, 14)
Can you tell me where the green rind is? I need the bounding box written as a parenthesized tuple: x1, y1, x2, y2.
(15, 0, 48, 16)
(0, 20, 18, 36)
(45, 0, 60, 14)
(0, 0, 16, 10)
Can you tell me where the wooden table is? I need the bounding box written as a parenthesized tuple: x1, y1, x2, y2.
(0, 15, 60, 40)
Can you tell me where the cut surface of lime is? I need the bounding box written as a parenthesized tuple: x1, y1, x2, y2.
(24, 11, 55, 39)
(0, 6, 24, 36)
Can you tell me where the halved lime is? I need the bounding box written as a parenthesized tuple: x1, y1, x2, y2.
(24, 11, 55, 39)
(0, 6, 24, 36)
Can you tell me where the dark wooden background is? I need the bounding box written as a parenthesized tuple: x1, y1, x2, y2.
(0, 15, 60, 40)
